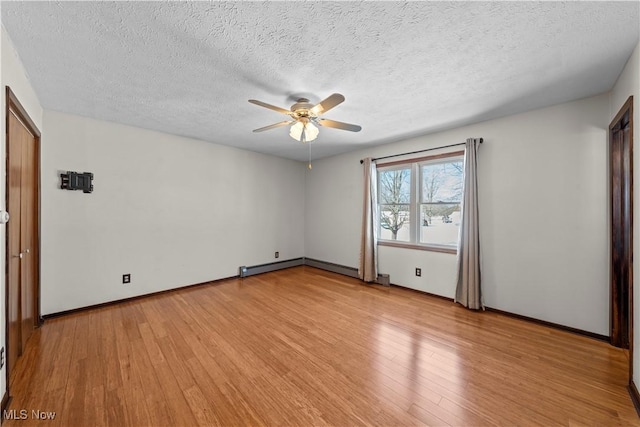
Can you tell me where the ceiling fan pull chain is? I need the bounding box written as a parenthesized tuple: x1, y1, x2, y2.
(308, 141, 312, 170)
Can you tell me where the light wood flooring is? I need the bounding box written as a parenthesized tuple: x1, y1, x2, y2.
(4, 266, 640, 426)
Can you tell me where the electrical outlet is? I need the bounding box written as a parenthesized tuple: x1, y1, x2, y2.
(123, 274, 131, 284)
(415, 268, 422, 277)
(0, 347, 4, 369)
(275, 251, 279, 259)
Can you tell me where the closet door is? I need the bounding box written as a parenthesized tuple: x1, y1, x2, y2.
(610, 96, 633, 350)
(6, 88, 40, 386)
(20, 127, 37, 350)
(7, 111, 24, 378)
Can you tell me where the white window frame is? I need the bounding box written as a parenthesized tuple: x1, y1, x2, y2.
(377, 151, 464, 254)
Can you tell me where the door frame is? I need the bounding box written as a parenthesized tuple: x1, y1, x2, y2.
(4, 86, 41, 395)
(609, 95, 634, 380)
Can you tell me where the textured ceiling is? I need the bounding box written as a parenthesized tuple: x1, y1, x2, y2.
(2, 1, 639, 162)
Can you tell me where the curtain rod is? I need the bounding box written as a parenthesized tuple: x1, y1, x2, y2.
(359, 138, 483, 164)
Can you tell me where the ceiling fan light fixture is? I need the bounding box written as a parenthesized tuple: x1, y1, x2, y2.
(289, 121, 319, 142)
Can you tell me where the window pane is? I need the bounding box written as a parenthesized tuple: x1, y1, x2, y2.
(379, 168, 411, 204)
(421, 161, 463, 203)
(378, 168, 411, 242)
(380, 204, 410, 241)
(420, 160, 463, 246)
(420, 203, 460, 246)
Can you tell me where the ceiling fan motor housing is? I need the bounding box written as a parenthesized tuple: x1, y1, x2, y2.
(291, 98, 314, 118)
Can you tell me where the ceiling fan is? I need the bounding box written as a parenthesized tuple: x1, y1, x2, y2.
(248, 93, 361, 143)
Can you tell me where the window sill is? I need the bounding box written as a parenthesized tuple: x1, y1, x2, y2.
(377, 240, 457, 254)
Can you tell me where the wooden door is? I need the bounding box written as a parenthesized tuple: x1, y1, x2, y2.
(610, 96, 633, 353)
(6, 111, 23, 378)
(20, 126, 36, 350)
(5, 87, 41, 387)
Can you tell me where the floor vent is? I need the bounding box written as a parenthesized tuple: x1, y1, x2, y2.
(377, 273, 390, 287)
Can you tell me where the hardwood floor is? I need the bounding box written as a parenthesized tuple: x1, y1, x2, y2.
(4, 266, 639, 426)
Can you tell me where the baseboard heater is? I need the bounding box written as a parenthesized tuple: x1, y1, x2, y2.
(304, 257, 359, 278)
(304, 258, 390, 286)
(239, 257, 305, 277)
(239, 257, 390, 286)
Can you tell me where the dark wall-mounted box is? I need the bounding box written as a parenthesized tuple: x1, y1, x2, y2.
(60, 171, 93, 193)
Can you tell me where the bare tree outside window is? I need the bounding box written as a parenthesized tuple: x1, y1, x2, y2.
(378, 168, 410, 240)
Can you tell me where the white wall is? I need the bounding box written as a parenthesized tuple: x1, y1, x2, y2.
(610, 41, 640, 386)
(41, 111, 305, 315)
(0, 25, 44, 405)
(306, 93, 610, 335)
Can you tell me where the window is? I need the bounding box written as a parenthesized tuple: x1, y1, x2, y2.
(377, 152, 463, 252)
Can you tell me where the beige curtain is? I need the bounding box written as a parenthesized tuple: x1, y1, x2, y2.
(359, 158, 378, 282)
(455, 138, 483, 309)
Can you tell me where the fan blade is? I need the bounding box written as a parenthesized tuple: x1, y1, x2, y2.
(317, 118, 362, 132)
(252, 120, 294, 133)
(248, 99, 292, 115)
(310, 93, 345, 116)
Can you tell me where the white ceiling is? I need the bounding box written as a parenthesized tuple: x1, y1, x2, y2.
(2, 1, 639, 162)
